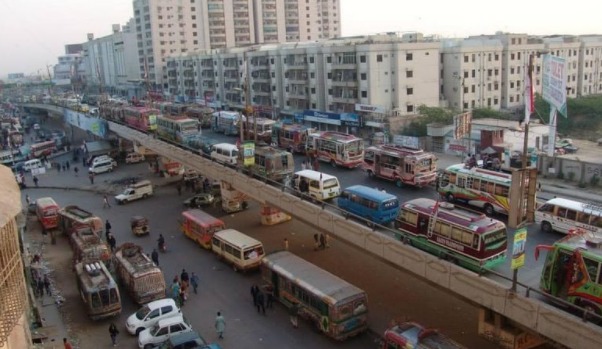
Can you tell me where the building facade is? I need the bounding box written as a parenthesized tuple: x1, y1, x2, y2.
(133, 0, 341, 89)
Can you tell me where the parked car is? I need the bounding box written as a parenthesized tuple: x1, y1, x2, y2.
(126, 152, 146, 164)
(183, 193, 215, 208)
(138, 315, 193, 349)
(126, 298, 180, 336)
(157, 331, 220, 349)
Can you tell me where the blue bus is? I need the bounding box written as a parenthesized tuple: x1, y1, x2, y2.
(337, 185, 400, 226)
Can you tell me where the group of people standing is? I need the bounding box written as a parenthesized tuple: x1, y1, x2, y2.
(170, 269, 200, 307)
(250, 284, 274, 315)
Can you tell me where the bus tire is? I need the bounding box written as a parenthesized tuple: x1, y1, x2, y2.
(484, 204, 494, 216)
(541, 221, 553, 233)
(446, 193, 455, 202)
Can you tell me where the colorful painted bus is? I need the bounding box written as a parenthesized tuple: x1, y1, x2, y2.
(244, 117, 276, 143)
(75, 261, 122, 320)
(395, 198, 508, 271)
(337, 185, 400, 227)
(381, 322, 466, 349)
(30, 140, 57, 158)
(271, 122, 315, 153)
(213, 111, 243, 136)
(156, 114, 200, 143)
(123, 106, 159, 132)
(437, 164, 512, 216)
(306, 131, 364, 168)
(180, 209, 226, 249)
(187, 106, 215, 129)
(36, 197, 60, 230)
(248, 145, 294, 183)
(261, 251, 369, 340)
(535, 229, 602, 319)
(363, 145, 438, 188)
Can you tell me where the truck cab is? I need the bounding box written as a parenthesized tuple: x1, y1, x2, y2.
(115, 180, 153, 204)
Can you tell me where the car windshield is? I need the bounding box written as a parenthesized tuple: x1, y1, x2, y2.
(135, 305, 151, 320)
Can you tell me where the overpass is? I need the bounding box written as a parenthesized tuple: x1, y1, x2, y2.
(22, 103, 602, 349)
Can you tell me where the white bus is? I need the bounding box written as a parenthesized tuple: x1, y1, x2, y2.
(291, 170, 341, 201)
(210, 143, 239, 165)
(535, 197, 602, 235)
(211, 229, 265, 272)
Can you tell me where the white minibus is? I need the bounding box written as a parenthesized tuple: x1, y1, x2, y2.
(535, 197, 602, 234)
(211, 229, 265, 272)
(292, 169, 341, 201)
(23, 159, 43, 172)
(210, 143, 238, 165)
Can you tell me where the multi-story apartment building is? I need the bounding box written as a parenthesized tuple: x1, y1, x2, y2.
(578, 36, 602, 96)
(134, 0, 341, 89)
(82, 22, 140, 94)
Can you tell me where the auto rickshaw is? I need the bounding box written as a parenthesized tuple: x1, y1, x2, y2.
(130, 216, 149, 236)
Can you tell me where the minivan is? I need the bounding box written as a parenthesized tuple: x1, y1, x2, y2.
(210, 143, 238, 165)
(88, 158, 116, 174)
(292, 170, 341, 201)
(211, 229, 265, 272)
(91, 155, 112, 165)
(126, 298, 181, 336)
(138, 315, 193, 349)
(23, 159, 43, 172)
(126, 152, 146, 164)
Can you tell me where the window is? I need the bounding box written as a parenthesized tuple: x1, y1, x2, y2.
(360, 73, 366, 80)
(309, 56, 314, 63)
(406, 53, 413, 61)
(360, 55, 366, 63)
(406, 88, 413, 95)
(406, 105, 414, 113)
(406, 70, 413, 78)
(361, 91, 367, 98)
(377, 54, 383, 62)
(326, 56, 332, 63)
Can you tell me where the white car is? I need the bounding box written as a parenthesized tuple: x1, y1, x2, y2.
(138, 315, 193, 349)
(92, 155, 112, 165)
(126, 152, 146, 164)
(126, 298, 181, 336)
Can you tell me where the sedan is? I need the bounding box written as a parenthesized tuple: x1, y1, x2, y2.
(183, 193, 215, 208)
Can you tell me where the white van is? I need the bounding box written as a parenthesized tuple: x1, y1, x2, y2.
(92, 155, 112, 165)
(126, 298, 181, 336)
(88, 158, 117, 174)
(126, 152, 145, 164)
(114, 180, 153, 204)
(535, 197, 602, 234)
(292, 169, 341, 201)
(210, 143, 239, 165)
(23, 159, 43, 172)
(211, 229, 265, 272)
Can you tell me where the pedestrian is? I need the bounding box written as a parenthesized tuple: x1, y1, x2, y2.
(215, 312, 226, 339)
(319, 233, 326, 250)
(250, 284, 259, 306)
(62, 163, 66, 171)
(89, 171, 95, 184)
(289, 302, 300, 328)
(325, 233, 331, 248)
(151, 248, 159, 266)
(283, 238, 289, 251)
(180, 269, 189, 289)
(33, 175, 39, 187)
(25, 194, 31, 206)
(179, 283, 187, 306)
(313, 233, 320, 251)
(176, 182, 182, 196)
(43, 275, 51, 296)
(265, 285, 274, 308)
(108, 322, 119, 346)
(63, 337, 73, 349)
(256, 291, 266, 315)
(66, 161, 70, 170)
(103, 195, 111, 208)
(171, 281, 180, 302)
(36, 278, 44, 297)
(108, 234, 117, 252)
(190, 272, 199, 294)
(105, 219, 112, 234)
(301, 160, 307, 170)
(57, 162, 61, 172)
(74, 166, 79, 176)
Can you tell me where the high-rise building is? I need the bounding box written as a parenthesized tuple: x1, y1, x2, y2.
(133, 0, 341, 89)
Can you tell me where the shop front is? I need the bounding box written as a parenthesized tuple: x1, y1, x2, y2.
(302, 110, 361, 135)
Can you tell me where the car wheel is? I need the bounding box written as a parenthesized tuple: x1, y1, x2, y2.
(484, 204, 494, 216)
(135, 328, 144, 336)
(541, 221, 553, 233)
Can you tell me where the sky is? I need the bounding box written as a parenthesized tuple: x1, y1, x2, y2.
(0, 0, 600, 77)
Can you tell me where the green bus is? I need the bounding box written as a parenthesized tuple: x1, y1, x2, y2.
(535, 229, 602, 318)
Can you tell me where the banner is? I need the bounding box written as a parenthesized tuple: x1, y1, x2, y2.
(542, 54, 568, 117)
(243, 141, 255, 166)
(511, 228, 527, 270)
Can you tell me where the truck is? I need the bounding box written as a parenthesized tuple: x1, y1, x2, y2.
(58, 205, 103, 237)
(70, 227, 111, 266)
(113, 243, 166, 305)
(114, 180, 153, 204)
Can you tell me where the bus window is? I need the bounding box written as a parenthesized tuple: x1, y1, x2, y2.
(566, 210, 577, 221)
(457, 177, 466, 188)
(92, 292, 101, 308)
(439, 222, 451, 237)
(449, 173, 456, 184)
(583, 257, 600, 282)
(100, 289, 110, 305)
(472, 178, 481, 190)
(110, 288, 119, 303)
(461, 231, 474, 245)
(495, 185, 509, 196)
(480, 180, 489, 192)
(557, 207, 568, 218)
(400, 210, 418, 225)
(451, 227, 463, 242)
(440, 173, 450, 187)
(578, 213, 591, 224)
(591, 216, 602, 228)
(538, 204, 554, 213)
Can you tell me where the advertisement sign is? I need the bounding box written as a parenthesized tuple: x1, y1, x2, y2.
(340, 113, 361, 127)
(511, 228, 527, 270)
(355, 103, 386, 114)
(393, 135, 421, 149)
(542, 54, 567, 117)
(303, 110, 341, 125)
(453, 112, 472, 140)
(243, 141, 255, 166)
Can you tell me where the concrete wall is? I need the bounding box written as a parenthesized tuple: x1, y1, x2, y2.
(539, 153, 602, 186)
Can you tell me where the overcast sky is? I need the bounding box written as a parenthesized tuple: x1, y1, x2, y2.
(0, 0, 600, 77)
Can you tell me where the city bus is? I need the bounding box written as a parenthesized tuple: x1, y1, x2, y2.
(156, 114, 200, 143)
(248, 145, 294, 183)
(36, 197, 60, 230)
(75, 261, 122, 320)
(123, 106, 159, 132)
(337, 185, 400, 227)
(395, 198, 508, 271)
(363, 144, 438, 188)
(244, 117, 276, 143)
(30, 140, 57, 158)
(437, 164, 512, 216)
(261, 251, 369, 340)
(187, 106, 214, 128)
(213, 111, 244, 136)
(381, 322, 467, 349)
(535, 229, 602, 318)
(180, 209, 226, 249)
(535, 198, 602, 235)
(271, 122, 315, 153)
(306, 131, 364, 168)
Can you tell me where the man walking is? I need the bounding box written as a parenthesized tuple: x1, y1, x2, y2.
(43, 275, 51, 296)
(151, 248, 159, 267)
(313, 234, 320, 251)
(256, 291, 266, 315)
(63, 338, 73, 349)
(33, 175, 39, 187)
(103, 195, 111, 208)
(89, 172, 95, 184)
(180, 269, 189, 289)
(105, 220, 112, 240)
(215, 312, 226, 339)
(108, 234, 117, 252)
(190, 272, 199, 294)
(319, 233, 326, 250)
(250, 284, 259, 307)
(289, 302, 300, 328)
(108, 322, 119, 346)
(25, 194, 31, 206)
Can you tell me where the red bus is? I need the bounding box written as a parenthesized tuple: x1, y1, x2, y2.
(306, 131, 364, 168)
(36, 197, 60, 230)
(395, 198, 507, 272)
(123, 106, 159, 132)
(30, 140, 57, 158)
(381, 322, 466, 349)
(363, 145, 438, 188)
(271, 122, 314, 153)
(58, 205, 103, 237)
(180, 209, 226, 249)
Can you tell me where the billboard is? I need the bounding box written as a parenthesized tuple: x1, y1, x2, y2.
(542, 55, 567, 117)
(453, 111, 472, 140)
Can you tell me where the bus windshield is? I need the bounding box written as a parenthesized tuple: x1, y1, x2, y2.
(346, 141, 361, 153)
(483, 228, 507, 250)
(382, 199, 399, 209)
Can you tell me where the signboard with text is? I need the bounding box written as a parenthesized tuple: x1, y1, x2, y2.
(242, 141, 255, 166)
(511, 228, 527, 270)
(453, 112, 472, 140)
(542, 55, 567, 117)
